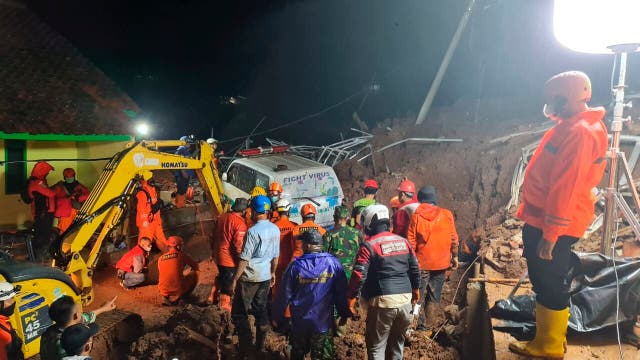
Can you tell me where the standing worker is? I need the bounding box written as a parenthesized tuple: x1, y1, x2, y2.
(273, 229, 351, 360)
(209, 198, 248, 311)
(272, 198, 298, 298)
(174, 135, 196, 208)
(229, 195, 280, 358)
(136, 171, 168, 251)
(509, 71, 608, 358)
(0, 282, 22, 360)
(158, 236, 200, 306)
(354, 179, 379, 208)
(52, 168, 90, 234)
(323, 206, 364, 279)
(392, 179, 419, 237)
(348, 205, 420, 360)
(292, 203, 326, 258)
(406, 186, 459, 332)
(244, 186, 267, 227)
(268, 182, 283, 222)
(25, 161, 56, 261)
(115, 237, 152, 289)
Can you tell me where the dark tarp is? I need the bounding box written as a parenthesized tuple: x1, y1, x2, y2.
(490, 252, 640, 340)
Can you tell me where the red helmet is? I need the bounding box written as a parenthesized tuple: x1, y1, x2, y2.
(397, 179, 416, 194)
(166, 236, 184, 247)
(301, 203, 317, 217)
(269, 182, 283, 194)
(63, 168, 75, 178)
(364, 179, 379, 189)
(31, 161, 54, 179)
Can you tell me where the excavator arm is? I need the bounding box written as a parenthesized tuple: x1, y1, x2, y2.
(57, 139, 226, 305)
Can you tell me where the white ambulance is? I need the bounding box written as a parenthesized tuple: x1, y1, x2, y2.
(221, 146, 344, 228)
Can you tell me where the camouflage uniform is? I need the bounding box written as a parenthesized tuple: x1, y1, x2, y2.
(290, 329, 334, 360)
(323, 224, 364, 279)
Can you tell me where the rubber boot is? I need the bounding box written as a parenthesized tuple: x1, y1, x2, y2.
(175, 194, 186, 208)
(256, 325, 270, 357)
(237, 325, 254, 360)
(509, 303, 569, 359)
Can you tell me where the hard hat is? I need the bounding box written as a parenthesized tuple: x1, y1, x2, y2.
(250, 195, 271, 214)
(180, 136, 189, 142)
(166, 236, 184, 247)
(360, 204, 390, 232)
(141, 170, 153, 181)
(269, 182, 283, 194)
(390, 196, 401, 209)
(276, 198, 291, 212)
(397, 179, 416, 194)
(543, 71, 592, 115)
(250, 186, 267, 197)
(31, 161, 54, 178)
(231, 198, 249, 212)
(63, 168, 76, 178)
(364, 179, 379, 190)
(300, 203, 317, 217)
(0, 282, 17, 301)
(418, 186, 437, 204)
(299, 229, 323, 246)
(206, 138, 218, 144)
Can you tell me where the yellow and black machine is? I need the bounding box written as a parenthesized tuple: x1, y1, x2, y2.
(0, 139, 227, 357)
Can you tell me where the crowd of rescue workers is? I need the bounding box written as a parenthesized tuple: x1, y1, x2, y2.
(0, 71, 604, 360)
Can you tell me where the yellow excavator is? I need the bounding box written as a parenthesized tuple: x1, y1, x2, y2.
(0, 139, 226, 357)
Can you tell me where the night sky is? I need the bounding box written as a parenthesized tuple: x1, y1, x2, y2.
(27, 0, 640, 146)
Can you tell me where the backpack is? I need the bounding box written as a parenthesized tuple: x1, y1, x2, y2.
(20, 178, 33, 204)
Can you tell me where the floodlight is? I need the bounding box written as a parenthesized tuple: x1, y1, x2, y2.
(135, 121, 150, 136)
(554, 0, 640, 54)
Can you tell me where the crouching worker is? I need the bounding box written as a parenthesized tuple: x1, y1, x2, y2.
(115, 237, 152, 289)
(273, 229, 351, 360)
(40, 295, 116, 360)
(60, 323, 99, 360)
(158, 236, 200, 306)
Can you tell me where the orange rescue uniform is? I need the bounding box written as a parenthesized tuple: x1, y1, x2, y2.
(158, 248, 200, 302)
(213, 212, 248, 267)
(407, 203, 459, 270)
(272, 215, 297, 295)
(136, 181, 168, 249)
(516, 108, 608, 242)
(291, 220, 326, 259)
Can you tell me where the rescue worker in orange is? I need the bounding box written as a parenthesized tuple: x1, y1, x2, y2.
(272, 198, 297, 298)
(406, 186, 458, 332)
(115, 237, 152, 289)
(392, 179, 419, 237)
(52, 168, 90, 234)
(26, 161, 57, 261)
(268, 182, 283, 222)
(208, 198, 249, 311)
(158, 235, 200, 306)
(292, 203, 326, 259)
(509, 71, 608, 359)
(136, 171, 168, 251)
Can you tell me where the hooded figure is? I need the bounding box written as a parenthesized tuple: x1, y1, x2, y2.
(27, 161, 57, 261)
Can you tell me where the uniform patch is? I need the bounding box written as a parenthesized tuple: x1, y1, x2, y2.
(380, 241, 408, 255)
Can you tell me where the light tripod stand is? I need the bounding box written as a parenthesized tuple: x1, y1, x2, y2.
(601, 44, 640, 256)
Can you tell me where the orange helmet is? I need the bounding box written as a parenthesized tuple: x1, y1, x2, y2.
(63, 168, 76, 178)
(269, 182, 283, 194)
(166, 236, 184, 247)
(301, 203, 317, 217)
(390, 196, 400, 209)
(364, 179, 379, 189)
(397, 179, 416, 194)
(543, 71, 591, 116)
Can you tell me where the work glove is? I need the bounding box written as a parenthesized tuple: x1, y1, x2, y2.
(151, 201, 163, 214)
(451, 257, 459, 270)
(347, 298, 359, 319)
(411, 288, 420, 305)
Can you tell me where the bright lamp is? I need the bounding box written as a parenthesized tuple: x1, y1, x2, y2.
(554, 0, 640, 54)
(135, 121, 150, 136)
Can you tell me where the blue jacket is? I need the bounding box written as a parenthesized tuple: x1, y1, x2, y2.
(273, 252, 350, 333)
(174, 146, 195, 177)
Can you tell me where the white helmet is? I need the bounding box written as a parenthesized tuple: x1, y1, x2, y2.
(276, 198, 291, 212)
(361, 204, 390, 232)
(206, 138, 218, 145)
(0, 282, 17, 301)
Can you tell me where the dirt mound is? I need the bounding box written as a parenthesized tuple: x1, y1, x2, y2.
(336, 100, 543, 245)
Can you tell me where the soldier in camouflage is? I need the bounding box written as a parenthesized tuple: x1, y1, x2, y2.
(323, 206, 364, 279)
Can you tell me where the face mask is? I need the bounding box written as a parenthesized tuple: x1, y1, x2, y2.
(270, 196, 279, 203)
(64, 177, 75, 184)
(0, 302, 15, 316)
